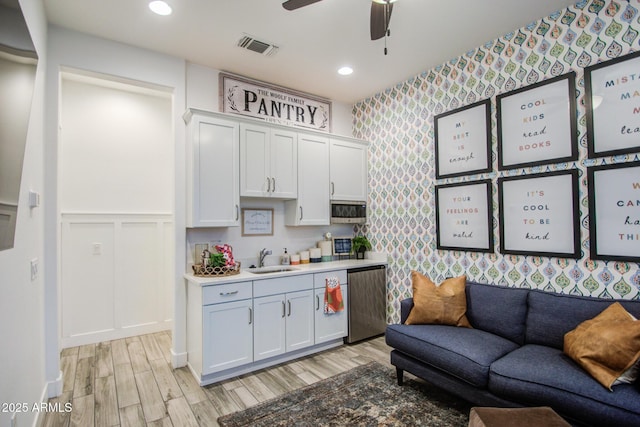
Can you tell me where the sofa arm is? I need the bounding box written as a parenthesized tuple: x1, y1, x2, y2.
(400, 298, 414, 324)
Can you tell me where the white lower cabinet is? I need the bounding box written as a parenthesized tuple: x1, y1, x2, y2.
(188, 268, 354, 385)
(253, 290, 314, 361)
(285, 289, 315, 351)
(253, 294, 286, 361)
(253, 276, 315, 361)
(313, 270, 349, 344)
(314, 285, 348, 344)
(202, 299, 253, 375)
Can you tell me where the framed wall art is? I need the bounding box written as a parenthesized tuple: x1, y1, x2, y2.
(241, 208, 274, 236)
(498, 170, 580, 258)
(497, 72, 577, 170)
(435, 179, 493, 253)
(434, 99, 492, 179)
(587, 162, 640, 262)
(585, 51, 640, 158)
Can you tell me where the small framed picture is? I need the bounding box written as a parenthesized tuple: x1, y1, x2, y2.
(434, 99, 492, 179)
(585, 51, 640, 158)
(498, 170, 580, 258)
(435, 179, 493, 253)
(587, 162, 640, 262)
(497, 72, 577, 170)
(241, 208, 274, 236)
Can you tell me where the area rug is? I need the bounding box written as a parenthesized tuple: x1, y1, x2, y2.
(217, 361, 471, 426)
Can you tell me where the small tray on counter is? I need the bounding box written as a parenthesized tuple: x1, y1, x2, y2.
(192, 261, 241, 277)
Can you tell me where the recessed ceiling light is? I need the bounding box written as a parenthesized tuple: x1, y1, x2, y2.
(338, 66, 353, 76)
(149, 1, 172, 16)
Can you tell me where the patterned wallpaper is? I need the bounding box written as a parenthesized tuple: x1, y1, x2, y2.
(352, 0, 640, 322)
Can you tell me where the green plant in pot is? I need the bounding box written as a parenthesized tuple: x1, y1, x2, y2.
(351, 235, 372, 260)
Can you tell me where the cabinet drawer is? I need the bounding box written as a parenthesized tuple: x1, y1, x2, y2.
(203, 281, 252, 305)
(313, 270, 347, 288)
(254, 274, 313, 298)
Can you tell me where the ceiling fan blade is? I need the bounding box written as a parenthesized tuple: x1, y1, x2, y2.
(370, 1, 393, 40)
(282, 0, 324, 11)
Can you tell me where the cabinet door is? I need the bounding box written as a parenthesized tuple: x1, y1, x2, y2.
(286, 133, 329, 225)
(202, 299, 252, 375)
(253, 294, 286, 361)
(240, 124, 270, 197)
(314, 285, 348, 344)
(187, 114, 239, 227)
(286, 289, 315, 352)
(270, 128, 297, 198)
(330, 138, 367, 201)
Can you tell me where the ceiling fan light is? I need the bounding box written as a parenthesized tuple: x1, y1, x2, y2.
(338, 66, 353, 76)
(149, 1, 172, 16)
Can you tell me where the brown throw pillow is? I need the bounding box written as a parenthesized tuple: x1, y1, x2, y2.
(405, 272, 471, 327)
(564, 302, 640, 391)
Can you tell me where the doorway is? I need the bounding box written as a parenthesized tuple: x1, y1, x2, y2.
(59, 71, 174, 347)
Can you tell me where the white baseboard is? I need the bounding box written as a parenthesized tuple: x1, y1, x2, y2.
(172, 349, 188, 368)
(33, 371, 62, 427)
(61, 321, 172, 348)
(47, 370, 64, 398)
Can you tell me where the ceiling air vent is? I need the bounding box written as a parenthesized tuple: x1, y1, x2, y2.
(237, 34, 279, 56)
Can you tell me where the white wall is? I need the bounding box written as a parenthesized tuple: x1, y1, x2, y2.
(59, 76, 173, 213)
(0, 0, 47, 425)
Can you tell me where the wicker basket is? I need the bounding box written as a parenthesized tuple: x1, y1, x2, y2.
(193, 261, 241, 277)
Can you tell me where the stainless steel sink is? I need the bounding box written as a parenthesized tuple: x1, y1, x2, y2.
(247, 266, 300, 274)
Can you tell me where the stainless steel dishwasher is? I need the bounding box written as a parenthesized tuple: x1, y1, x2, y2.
(345, 265, 387, 343)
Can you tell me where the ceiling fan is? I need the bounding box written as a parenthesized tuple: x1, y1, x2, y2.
(282, 0, 395, 50)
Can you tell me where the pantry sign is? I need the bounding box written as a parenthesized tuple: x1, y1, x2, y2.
(220, 73, 331, 132)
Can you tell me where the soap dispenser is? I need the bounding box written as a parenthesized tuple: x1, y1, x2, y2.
(281, 248, 290, 265)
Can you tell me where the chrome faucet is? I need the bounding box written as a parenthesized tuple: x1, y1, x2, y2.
(258, 248, 272, 267)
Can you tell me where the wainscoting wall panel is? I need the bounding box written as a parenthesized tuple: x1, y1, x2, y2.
(61, 213, 173, 347)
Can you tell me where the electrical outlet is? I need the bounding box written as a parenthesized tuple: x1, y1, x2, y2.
(30, 258, 38, 281)
(92, 243, 102, 255)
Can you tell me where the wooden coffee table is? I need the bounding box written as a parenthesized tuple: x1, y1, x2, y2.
(468, 406, 571, 427)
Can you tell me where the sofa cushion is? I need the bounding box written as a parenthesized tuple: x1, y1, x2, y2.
(386, 323, 519, 388)
(465, 282, 528, 345)
(525, 290, 640, 349)
(490, 345, 640, 427)
(564, 302, 640, 390)
(405, 272, 471, 327)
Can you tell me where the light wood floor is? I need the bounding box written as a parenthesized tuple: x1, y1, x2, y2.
(42, 332, 393, 426)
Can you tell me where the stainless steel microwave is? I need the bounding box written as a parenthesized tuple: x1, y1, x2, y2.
(330, 200, 366, 224)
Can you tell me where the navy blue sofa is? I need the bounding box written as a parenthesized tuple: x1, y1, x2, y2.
(385, 281, 640, 427)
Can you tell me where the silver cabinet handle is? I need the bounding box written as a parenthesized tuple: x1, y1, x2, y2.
(316, 295, 320, 311)
(235, 204, 239, 221)
(282, 300, 286, 318)
(331, 182, 335, 195)
(266, 177, 271, 192)
(287, 300, 291, 317)
(271, 177, 275, 192)
(249, 307, 253, 325)
(220, 290, 239, 296)
(299, 206, 303, 220)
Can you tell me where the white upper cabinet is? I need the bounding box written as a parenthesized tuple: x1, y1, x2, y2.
(330, 137, 368, 202)
(240, 123, 297, 198)
(185, 110, 240, 227)
(285, 132, 330, 226)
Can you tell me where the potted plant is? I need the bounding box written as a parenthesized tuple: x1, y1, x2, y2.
(351, 235, 372, 260)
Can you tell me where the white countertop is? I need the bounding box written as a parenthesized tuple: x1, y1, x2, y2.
(184, 257, 387, 286)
